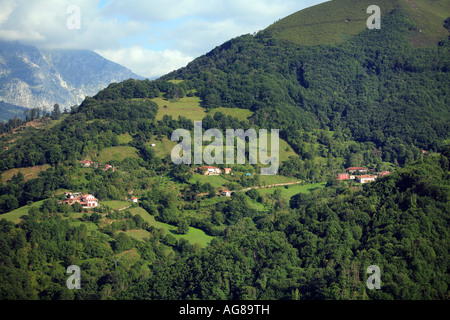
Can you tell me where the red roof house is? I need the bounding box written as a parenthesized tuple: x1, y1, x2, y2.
(337, 173, 350, 180)
(347, 167, 368, 173)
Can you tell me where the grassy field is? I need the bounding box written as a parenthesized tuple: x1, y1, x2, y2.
(147, 136, 178, 159)
(257, 182, 326, 200)
(0, 200, 46, 223)
(207, 107, 254, 121)
(101, 200, 131, 210)
(257, 132, 298, 164)
(153, 95, 256, 123)
(265, 0, 450, 46)
(97, 146, 139, 163)
(190, 174, 231, 189)
(258, 174, 299, 186)
(117, 133, 133, 145)
(153, 96, 206, 122)
(123, 229, 152, 242)
(129, 207, 214, 247)
(1, 164, 51, 184)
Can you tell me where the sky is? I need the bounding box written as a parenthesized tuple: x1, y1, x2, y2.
(0, 0, 328, 79)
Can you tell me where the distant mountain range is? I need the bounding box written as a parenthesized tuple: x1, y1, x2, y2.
(0, 40, 144, 121)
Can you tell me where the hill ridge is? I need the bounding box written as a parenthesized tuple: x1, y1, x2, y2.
(264, 0, 450, 46)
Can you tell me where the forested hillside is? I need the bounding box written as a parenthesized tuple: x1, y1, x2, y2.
(165, 9, 449, 157)
(0, 150, 448, 300)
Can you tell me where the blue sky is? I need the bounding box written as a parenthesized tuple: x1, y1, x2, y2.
(0, 0, 328, 78)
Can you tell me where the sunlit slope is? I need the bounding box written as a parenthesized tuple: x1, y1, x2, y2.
(264, 0, 450, 46)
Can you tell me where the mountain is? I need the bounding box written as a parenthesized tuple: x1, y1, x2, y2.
(265, 0, 450, 46)
(164, 0, 450, 155)
(0, 101, 27, 123)
(0, 41, 144, 114)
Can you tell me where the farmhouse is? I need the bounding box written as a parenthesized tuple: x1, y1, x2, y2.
(130, 197, 138, 203)
(378, 171, 391, 177)
(63, 192, 99, 208)
(337, 173, 350, 180)
(347, 167, 368, 174)
(222, 190, 232, 197)
(224, 168, 232, 174)
(81, 159, 94, 167)
(198, 166, 222, 175)
(357, 175, 378, 184)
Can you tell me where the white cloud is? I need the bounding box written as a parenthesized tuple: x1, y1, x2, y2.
(0, 0, 16, 25)
(0, 0, 329, 77)
(0, 0, 145, 50)
(96, 46, 194, 79)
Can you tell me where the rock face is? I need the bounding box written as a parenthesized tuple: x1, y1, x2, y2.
(0, 41, 144, 112)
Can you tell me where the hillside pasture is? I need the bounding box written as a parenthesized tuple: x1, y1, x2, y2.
(152, 96, 206, 122)
(129, 207, 214, 247)
(1, 164, 51, 184)
(97, 146, 139, 163)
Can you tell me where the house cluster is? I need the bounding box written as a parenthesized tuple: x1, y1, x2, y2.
(337, 167, 391, 184)
(62, 192, 99, 208)
(80, 159, 114, 172)
(198, 166, 232, 176)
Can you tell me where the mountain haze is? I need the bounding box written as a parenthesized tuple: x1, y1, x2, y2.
(0, 41, 144, 114)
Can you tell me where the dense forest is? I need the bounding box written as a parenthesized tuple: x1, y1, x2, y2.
(0, 152, 448, 300)
(0, 5, 449, 301)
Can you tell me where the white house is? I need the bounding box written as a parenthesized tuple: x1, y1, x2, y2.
(83, 194, 99, 208)
(222, 190, 232, 197)
(199, 166, 222, 175)
(357, 175, 378, 184)
(63, 193, 98, 208)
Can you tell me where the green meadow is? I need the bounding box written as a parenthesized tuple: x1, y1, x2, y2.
(207, 107, 253, 121)
(152, 96, 206, 122)
(128, 207, 214, 248)
(257, 182, 327, 200)
(0, 200, 46, 223)
(97, 146, 139, 163)
(265, 0, 450, 46)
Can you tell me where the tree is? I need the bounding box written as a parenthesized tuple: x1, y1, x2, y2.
(114, 232, 134, 253)
(52, 104, 61, 120)
(0, 195, 19, 213)
(176, 219, 189, 235)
